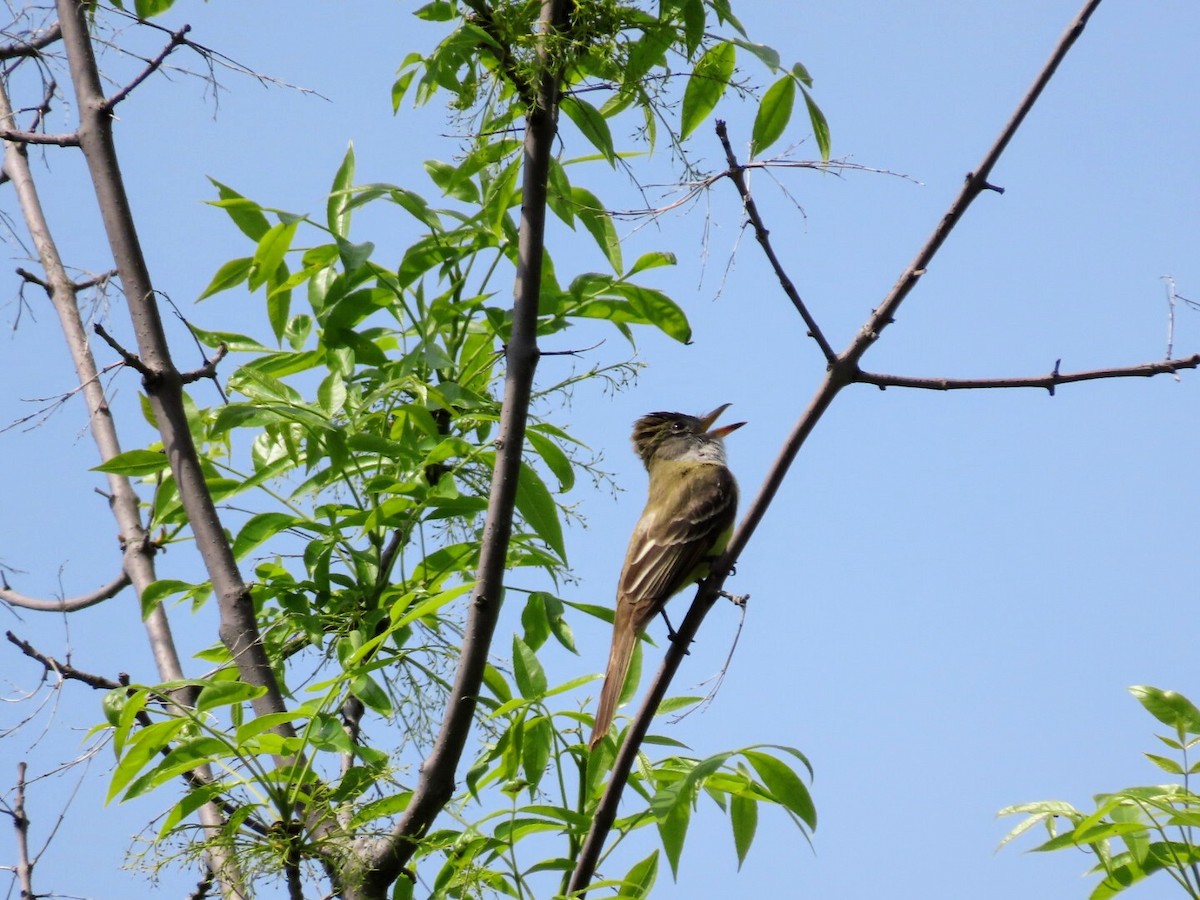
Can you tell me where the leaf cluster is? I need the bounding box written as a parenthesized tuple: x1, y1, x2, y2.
(1000, 686, 1200, 899)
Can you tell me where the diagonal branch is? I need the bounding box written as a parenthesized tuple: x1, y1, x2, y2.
(715, 120, 836, 363)
(568, 0, 1111, 892)
(102, 24, 192, 112)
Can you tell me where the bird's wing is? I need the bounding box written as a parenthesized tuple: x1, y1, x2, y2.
(617, 462, 737, 632)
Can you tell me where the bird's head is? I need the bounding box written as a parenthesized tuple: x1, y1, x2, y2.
(630, 403, 745, 468)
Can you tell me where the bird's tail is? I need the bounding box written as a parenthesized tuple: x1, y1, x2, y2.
(589, 601, 639, 750)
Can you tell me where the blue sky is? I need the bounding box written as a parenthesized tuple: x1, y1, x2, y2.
(2, 2, 1199, 898)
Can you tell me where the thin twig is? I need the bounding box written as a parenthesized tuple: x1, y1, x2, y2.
(102, 24, 192, 112)
(715, 120, 836, 363)
(92, 322, 151, 376)
(856, 355, 1200, 394)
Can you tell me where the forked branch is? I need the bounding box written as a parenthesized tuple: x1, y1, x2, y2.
(569, 0, 1112, 892)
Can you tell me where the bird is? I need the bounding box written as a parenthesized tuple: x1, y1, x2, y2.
(589, 403, 743, 750)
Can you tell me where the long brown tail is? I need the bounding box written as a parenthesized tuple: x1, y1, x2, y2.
(590, 599, 639, 749)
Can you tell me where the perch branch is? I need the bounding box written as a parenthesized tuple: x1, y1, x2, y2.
(567, 0, 1109, 892)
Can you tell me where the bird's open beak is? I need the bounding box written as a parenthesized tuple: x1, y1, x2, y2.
(699, 403, 746, 439)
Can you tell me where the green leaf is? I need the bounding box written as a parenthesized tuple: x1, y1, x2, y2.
(1131, 686, 1200, 735)
(730, 38, 779, 70)
(139, 579, 197, 618)
(198, 257, 253, 300)
(512, 636, 547, 699)
(525, 429, 575, 492)
(743, 750, 816, 829)
(134, 0, 174, 17)
(802, 86, 831, 160)
(681, 41, 735, 139)
(249, 222, 298, 293)
(627, 251, 676, 277)
(656, 788, 692, 878)
(609, 282, 691, 343)
(515, 462, 566, 560)
(207, 179, 270, 241)
(91, 448, 168, 476)
(571, 186, 622, 273)
(232, 512, 301, 560)
(195, 680, 265, 712)
(542, 592, 577, 654)
(751, 75, 795, 158)
(562, 96, 615, 165)
(521, 716, 552, 791)
(730, 792, 758, 867)
(1143, 752, 1185, 775)
(327, 143, 356, 238)
(521, 592, 550, 651)
(618, 850, 659, 898)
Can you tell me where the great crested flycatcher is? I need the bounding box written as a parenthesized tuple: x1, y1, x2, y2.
(589, 404, 744, 749)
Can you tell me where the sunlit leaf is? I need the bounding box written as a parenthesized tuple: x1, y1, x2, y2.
(681, 41, 735, 139)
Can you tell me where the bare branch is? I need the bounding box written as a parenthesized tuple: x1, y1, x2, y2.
(5, 762, 35, 900)
(0, 128, 78, 146)
(0, 569, 130, 612)
(92, 321, 151, 375)
(0, 22, 61, 59)
(856, 355, 1200, 394)
(179, 342, 227, 384)
(715, 120, 836, 363)
(102, 24, 191, 112)
(6, 630, 123, 690)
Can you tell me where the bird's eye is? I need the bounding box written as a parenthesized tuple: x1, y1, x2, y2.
(671, 421, 685, 432)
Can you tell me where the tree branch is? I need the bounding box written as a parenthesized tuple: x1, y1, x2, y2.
(0, 570, 130, 612)
(0, 22, 61, 59)
(102, 24, 192, 112)
(567, 0, 1110, 892)
(360, 0, 572, 893)
(715, 120, 836, 364)
(6, 762, 35, 900)
(57, 0, 290, 728)
(856, 355, 1200, 394)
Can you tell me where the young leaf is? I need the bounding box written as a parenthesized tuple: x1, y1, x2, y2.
(802, 86, 831, 160)
(562, 96, 615, 165)
(730, 792, 758, 867)
(207, 179, 270, 241)
(743, 750, 816, 829)
(91, 449, 169, 476)
(512, 635, 548, 699)
(327, 143, 356, 238)
(515, 462, 567, 560)
(1131, 686, 1200, 735)
(571, 186, 622, 273)
(619, 850, 659, 898)
(681, 42, 735, 139)
(198, 257, 253, 300)
(751, 75, 795, 158)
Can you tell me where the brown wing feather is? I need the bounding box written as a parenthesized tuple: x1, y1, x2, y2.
(590, 460, 736, 749)
(618, 461, 737, 633)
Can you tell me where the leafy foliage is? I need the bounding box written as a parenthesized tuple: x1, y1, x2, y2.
(1000, 686, 1200, 899)
(70, 0, 828, 895)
